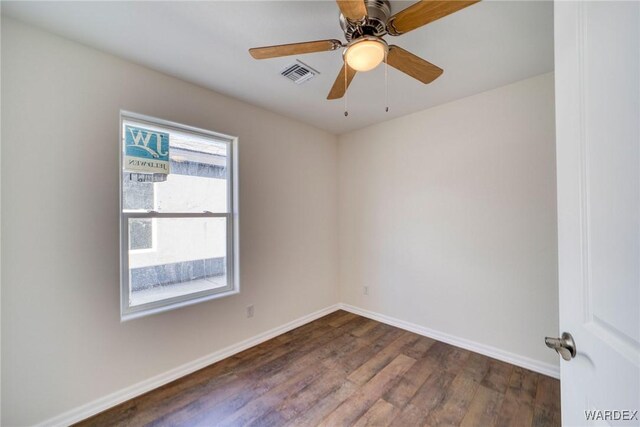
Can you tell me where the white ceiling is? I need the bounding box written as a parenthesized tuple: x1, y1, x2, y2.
(2, 1, 554, 134)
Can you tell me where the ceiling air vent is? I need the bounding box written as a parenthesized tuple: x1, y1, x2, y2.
(280, 60, 319, 84)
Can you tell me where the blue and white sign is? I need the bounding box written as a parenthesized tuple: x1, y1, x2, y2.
(124, 125, 170, 174)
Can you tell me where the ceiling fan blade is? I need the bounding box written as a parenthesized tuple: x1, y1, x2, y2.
(327, 63, 357, 100)
(336, 0, 368, 21)
(387, 0, 480, 35)
(385, 45, 443, 84)
(249, 39, 342, 59)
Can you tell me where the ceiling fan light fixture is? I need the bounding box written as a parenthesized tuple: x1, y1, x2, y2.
(344, 37, 388, 72)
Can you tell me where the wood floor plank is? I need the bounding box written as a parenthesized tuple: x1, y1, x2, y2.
(353, 398, 399, 427)
(425, 373, 480, 426)
(213, 367, 323, 426)
(351, 318, 380, 337)
(481, 358, 514, 394)
(508, 367, 540, 403)
(496, 394, 534, 427)
(402, 335, 436, 360)
(389, 403, 427, 427)
(329, 324, 405, 376)
(347, 331, 417, 385)
(383, 357, 437, 409)
(424, 341, 471, 375)
(495, 367, 539, 427)
(389, 369, 456, 427)
(532, 375, 561, 427)
(285, 378, 358, 426)
(327, 310, 359, 327)
(532, 406, 561, 427)
(262, 367, 347, 425)
(74, 313, 561, 427)
(356, 322, 400, 345)
(459, 385, 504, 427)
(318, 354, 416, 427)
(535, 375, 561, 413)
(317, 309, 351, 325)
(463, 352, 490, 383)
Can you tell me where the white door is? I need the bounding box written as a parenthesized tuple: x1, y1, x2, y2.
(554, 1, 639, 426)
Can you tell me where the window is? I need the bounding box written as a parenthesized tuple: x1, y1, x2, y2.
(120, 111, 239, 320)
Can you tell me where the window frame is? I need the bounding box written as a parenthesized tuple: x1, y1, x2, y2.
(119, 111, 239, 321)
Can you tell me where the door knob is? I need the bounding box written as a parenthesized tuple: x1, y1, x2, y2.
(545, 332, 576, 361)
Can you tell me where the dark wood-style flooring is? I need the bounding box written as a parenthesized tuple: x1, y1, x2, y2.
(77, 310, 561, 426)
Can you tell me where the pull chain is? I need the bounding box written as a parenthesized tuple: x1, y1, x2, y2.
(344, 63, 349, 117)
(384, 49, 389, 113)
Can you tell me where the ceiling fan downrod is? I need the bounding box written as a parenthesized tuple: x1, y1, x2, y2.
(339, 0, 391, 42)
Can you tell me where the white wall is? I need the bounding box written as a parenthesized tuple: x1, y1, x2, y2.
(1, 16, 560, 426)
(1, 18, 339, 426)
(338, 73, 559, 367)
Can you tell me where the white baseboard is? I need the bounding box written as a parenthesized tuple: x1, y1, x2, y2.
(36, 304, 341, 427)
(37, 302, 559, 426)
(338, 303, 560, 380)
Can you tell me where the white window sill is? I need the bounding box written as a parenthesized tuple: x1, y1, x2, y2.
(121, 285, 239, 322)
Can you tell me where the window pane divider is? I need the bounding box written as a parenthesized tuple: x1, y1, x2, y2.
(123, 211, 229, 219)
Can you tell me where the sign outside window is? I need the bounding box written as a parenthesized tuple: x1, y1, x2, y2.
(124, 125, 170, 175)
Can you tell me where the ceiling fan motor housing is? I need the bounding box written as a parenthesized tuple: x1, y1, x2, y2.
(339, 0, 391, 41)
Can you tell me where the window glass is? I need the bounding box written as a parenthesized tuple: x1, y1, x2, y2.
(127, 217, 227, 307)
(129, 218, 153, 250)
(122, 125, 228, 213)
(123, 175, 154, 211)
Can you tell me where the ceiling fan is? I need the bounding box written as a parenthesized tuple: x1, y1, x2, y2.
(249, 0, 479, 100)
